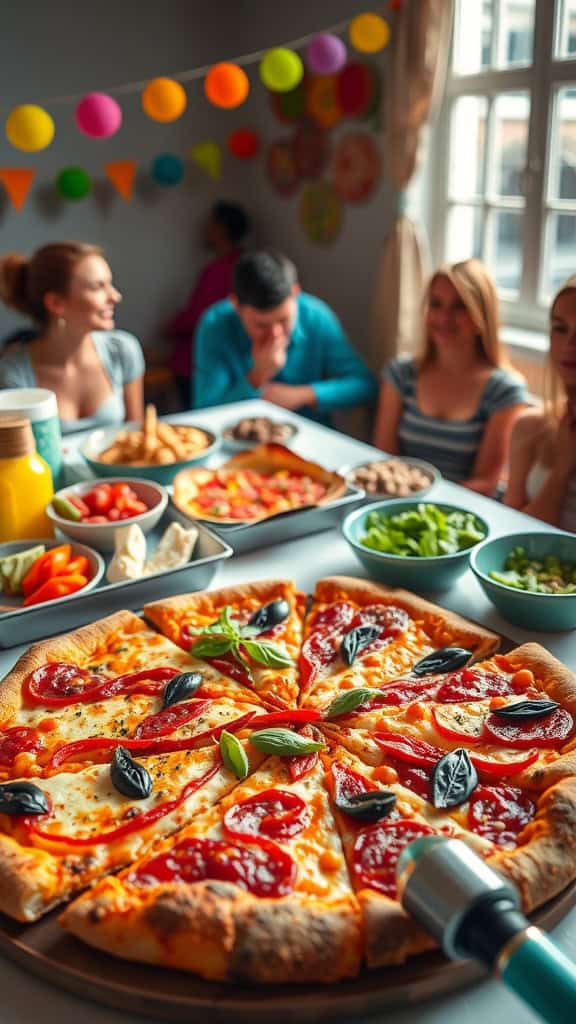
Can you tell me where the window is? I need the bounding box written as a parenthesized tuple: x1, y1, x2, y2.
(432, 0, 576, 330)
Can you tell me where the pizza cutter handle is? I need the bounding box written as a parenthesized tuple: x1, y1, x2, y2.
(497, 926, 576, 1024)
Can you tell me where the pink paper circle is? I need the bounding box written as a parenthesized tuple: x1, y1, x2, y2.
(75, 93, 122, 138)
(305, 33, 347, 75)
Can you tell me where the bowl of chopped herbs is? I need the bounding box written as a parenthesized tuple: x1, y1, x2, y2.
(342, 500, 488, 591)
(470, 532, 576, 631)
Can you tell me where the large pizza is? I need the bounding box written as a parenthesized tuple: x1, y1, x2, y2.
(0, 576, 575, 985)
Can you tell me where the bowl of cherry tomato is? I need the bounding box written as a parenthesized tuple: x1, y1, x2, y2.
(46, 478, 168, 552)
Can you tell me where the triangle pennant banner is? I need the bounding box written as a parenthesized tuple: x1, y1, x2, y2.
(189, 142, 222, 180)
(0, 168, 35, 210)
(104, 159, 136, 200)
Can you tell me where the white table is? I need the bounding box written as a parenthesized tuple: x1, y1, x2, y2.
(0, 399, 573, 1024)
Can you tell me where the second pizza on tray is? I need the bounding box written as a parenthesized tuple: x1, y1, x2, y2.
(0, 576, 575, 984)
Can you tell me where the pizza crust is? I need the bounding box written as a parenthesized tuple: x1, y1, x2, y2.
(61, 876, 362, 983)
(0, 610, 142, 722)
(314, 577, 499, 659)
(144, 579, 299, 634)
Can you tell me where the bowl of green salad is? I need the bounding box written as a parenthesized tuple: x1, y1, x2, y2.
(342, 500, 488, 591)
(470, 532, 576, 631)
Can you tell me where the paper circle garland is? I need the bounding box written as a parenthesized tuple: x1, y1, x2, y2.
(305, 33, 347, 75)
(306, 76, 342, 128)
(266, 140, 300, 197)
(5, 105, 54, 152)
(204, 63, 249, 109)
(151, 153, 184, 186)
(228, 128, 260, 160)
(337, 61, 378, 118)
(260, 48, 304, 93)
(293, 122, 330, 180)
(142, 78, 187, 122)
(349, 13, 390, 53)
(299, 181, 343, 244)
(57, 167, 92, 200)
(75, 92, 122, 138)
(333, 131, 381, 202)
(270, 80, 307, 123)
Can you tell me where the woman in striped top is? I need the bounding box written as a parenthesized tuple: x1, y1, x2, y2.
(373, 259, 529, 496)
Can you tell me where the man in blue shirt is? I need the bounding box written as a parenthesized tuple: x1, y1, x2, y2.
(191, 250, 377, 425)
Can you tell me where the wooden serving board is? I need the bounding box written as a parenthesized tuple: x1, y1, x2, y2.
(0, 882, 574, 1023)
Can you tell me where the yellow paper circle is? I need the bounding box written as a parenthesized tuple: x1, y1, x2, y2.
(204, 63, 249, 109)
(5, 105, 55, 152)
(142, 78, 187, 122)
(260, 48, 304, 93)
(349, 13, 390, 53)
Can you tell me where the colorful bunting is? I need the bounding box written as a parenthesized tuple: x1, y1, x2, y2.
(189, 142, 221, 180)
(104, 160, 136, 200)
(0, 169, 35, 210)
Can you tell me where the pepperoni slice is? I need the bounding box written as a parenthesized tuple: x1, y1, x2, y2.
(374, 732, 443, 768)
(130, 836, 296, 897)
(388, 759, 431, 800)
(348, 604, 410, 659)
(436, 669, 516, 703)
(352, 819, 435, 897)
(468, 784, 536, 847)
(300, 602, 356, 686)
(223, 788, 310, 841)
(287, 724, 320, 782)
(367, 678, 442, 707)
(134, 700, 212, 740)
(331, 761, 378, 802)
(483, 707, 574, 749)
(0, 727, 43, 766)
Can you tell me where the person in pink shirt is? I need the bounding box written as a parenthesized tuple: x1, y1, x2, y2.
(167, 201, 251, 407)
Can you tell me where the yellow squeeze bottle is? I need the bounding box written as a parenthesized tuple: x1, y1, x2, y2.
(0, 417, 54, 542)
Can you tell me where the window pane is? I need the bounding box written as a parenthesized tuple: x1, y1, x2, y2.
(449, 97, 487, 198)
(487, 209, 523, 294)
(543, 213, 576, 298)
(549, 87, 576, 201)
(556, 0, 576, 59)
(497, 0, 534, 68)
(453, 0, 493, 74)
(491, 92, 530, 197)
(446, 205, 483, 263)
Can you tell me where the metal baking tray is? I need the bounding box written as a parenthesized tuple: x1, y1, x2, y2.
(0, 519, 232, 649)
(170, 482, 365, 554)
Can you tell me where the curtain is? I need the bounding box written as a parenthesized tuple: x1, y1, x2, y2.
(369, 0, 454, 373)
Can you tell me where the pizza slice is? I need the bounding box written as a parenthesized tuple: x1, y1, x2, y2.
(61, 748, 362, 983)
(0, 610, 269, 779)
(299, 576, 499, 710)
(145, 579, 305, 708)
(0, 739, 263, 922)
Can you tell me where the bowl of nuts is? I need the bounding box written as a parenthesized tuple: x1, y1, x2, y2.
(341, 456, 440, 502)
(222, 416, 299, 451)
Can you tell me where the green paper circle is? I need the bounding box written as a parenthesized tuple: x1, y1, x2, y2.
(57, 167, 92, 200)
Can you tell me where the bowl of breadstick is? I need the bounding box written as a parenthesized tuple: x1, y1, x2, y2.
(80, 405, 219, 484)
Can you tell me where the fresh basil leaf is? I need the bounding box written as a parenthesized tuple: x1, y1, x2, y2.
(111, 747, 152, 800)
(0, 781, 49, 816)
(247, 599, 290, 634)
(412, 647, 473, 678)
(220, 730, 249, 780)
(241, 639, 293, 669)
(190, 636, 233, 658)
(493, 699, 560, 721)
(324, 687, 382, 719)
(341, 624, 381, 667)
(163, 671, 204, 707)
(432, 748, 478, 809)
(335, 789, 397, 822)
(249, 728, 325, 756)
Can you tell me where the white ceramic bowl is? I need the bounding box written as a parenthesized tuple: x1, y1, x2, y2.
(46, 478, 168, 552)
(0, 538, 105, 612)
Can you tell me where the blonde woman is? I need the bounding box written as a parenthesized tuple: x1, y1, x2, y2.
(505, 276, 576, 530)
(373, 259, 529, 496)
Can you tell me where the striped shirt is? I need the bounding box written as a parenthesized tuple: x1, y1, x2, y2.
(383, 356, 529, 483)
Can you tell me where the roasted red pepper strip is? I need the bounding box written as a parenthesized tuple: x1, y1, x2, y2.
(24, 665, 178, 707)
(24, 760, 222, 848)
(134, 700, 212, 740)
(250, 709, 321, 727)
(46, 710, 257, 769)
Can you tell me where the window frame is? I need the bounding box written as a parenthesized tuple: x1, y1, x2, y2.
(430, 0, 576, 331)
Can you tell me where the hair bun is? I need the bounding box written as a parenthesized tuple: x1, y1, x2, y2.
(0, 253, 31, 315)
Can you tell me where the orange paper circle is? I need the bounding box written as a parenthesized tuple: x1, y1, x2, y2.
(204, 63, 249, 109)
(306, 75, 342, 128)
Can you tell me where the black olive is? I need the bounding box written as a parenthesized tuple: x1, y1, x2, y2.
(111, 747, 152, 800)
(248, 599, 290, 633)
(163, 671, 204, 707)
(335, 789, 397, 822)
(412, 647, 473, 677)
(432, 748, 478, 809)
(493, 700, 560, 721)
(341, 625, 381, 666)
(0, 781, 49, 816)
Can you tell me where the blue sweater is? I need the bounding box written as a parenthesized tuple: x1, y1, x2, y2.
(192, 293, 377, 425)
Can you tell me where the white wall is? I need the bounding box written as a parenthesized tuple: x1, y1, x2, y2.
(0, 0, 398, 363)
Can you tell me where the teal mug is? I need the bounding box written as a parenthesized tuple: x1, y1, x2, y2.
(0, 388, 62, 486)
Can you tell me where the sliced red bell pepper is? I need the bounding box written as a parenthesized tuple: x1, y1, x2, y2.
(22, 545, 71, 597)
(64, 555, 89, 577)
(251, 710, 321, 727)
(23, 573, 88, 607)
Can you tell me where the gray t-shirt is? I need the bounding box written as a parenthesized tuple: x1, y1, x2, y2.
(0, 330, 144, 434)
